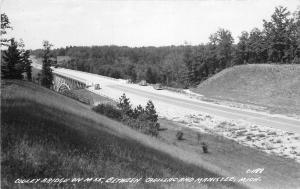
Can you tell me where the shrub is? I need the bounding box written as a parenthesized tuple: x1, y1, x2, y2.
(201, 142, 208, 153)
(96, 94, 161, 137)
(92, 103, 122, 121)
(176, 131, 184, 140)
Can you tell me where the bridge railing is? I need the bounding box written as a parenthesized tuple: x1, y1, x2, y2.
(53, 71, 88, 86)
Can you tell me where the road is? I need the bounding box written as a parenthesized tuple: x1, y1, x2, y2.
(31, 61, 300, 134)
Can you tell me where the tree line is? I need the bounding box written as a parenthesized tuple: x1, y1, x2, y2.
(28, 6, 299, 88)
(1, 13, 53, 89)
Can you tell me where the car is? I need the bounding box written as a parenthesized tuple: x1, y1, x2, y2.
(85, 82, 92, 88)
(139, 80, 147, 86)
(126, 79, 133, 84)
(153, 83, 163, 90)
(94, 84, 101, 90)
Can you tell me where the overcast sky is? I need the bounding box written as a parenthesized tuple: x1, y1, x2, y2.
(1, 0, 299, 49)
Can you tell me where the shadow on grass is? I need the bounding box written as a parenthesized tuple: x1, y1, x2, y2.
(1, 95, 247, 189)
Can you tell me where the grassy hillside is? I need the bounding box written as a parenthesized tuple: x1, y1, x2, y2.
(1, 80, 244, 189)
(192, 64, 300, 115)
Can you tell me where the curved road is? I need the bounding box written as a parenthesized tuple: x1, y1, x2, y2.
(109, 84, 300, 133)
(32, 61, 300, 134)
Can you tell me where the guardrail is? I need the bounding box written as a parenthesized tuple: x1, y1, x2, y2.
(53, 71, 88, 85)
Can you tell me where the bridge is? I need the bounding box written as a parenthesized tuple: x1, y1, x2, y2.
(53, 72, 88, 93)
(31, 60, 89, 93)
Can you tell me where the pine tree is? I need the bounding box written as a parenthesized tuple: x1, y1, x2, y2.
(1, 38, 23, 79)
(263, 6, 294, 63)
(22, 50, 32, 81)
(133, 104, 144, 119)
(145, 100, 158, 123)
(41, 41, 53, 88)
(117, 93, 133, 117)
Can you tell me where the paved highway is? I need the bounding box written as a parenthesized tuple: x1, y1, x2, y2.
(32, 61, 300, 134)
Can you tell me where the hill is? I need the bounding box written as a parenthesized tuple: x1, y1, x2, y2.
(192, 64, 300, 116)
(1, 80, 244, 189)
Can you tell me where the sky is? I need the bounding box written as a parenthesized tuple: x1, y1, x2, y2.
(1, 0, 299, 49)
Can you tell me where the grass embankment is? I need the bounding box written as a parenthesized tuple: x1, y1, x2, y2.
(192, 64, 300, 115)
(1, 80, 243, 189)
(158, 119, 300, 189)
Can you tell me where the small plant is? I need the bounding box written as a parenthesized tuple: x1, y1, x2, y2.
(201, 142, 208, 153)
(176, 131, 184, 140)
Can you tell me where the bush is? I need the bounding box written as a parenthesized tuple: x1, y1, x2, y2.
(176, 131, 184, 140)
(92, 103, 122, 121)
(201, 142, 208, 153)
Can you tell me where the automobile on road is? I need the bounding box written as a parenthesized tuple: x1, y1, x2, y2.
(153, 83, 163, 90)
(139, 80, 147, 86)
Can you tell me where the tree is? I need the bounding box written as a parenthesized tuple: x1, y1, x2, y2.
(17, 39, 32, 81)
(183, 45, 195, 86)
(161, 51, 186, 86)
(247, 28, 268, 63)
(124, 64, 137, 82)
(117, 93, 133, 117)
(133, 104, 145, 119)
(144, 100, 160, 136)
(234, 31, 250, 65)
(145, 67, 156, 84)
(292, 7, 300, 63)
(209, 28, 234, 69)
(263, 6, 295, 63)
(1, 13, 12, 47)
(41, 41, 53, 88)
(22, 50, 32, 80)
(144, 100, 158, 123)
(1, 39, 24, 79)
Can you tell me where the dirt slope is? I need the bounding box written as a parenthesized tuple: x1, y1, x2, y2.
(193, 64, 300, 115)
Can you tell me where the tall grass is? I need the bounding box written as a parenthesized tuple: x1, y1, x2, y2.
(1, 80, 245, 189)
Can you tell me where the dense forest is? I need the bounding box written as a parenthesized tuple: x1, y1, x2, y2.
(32, 6, 300, 88)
